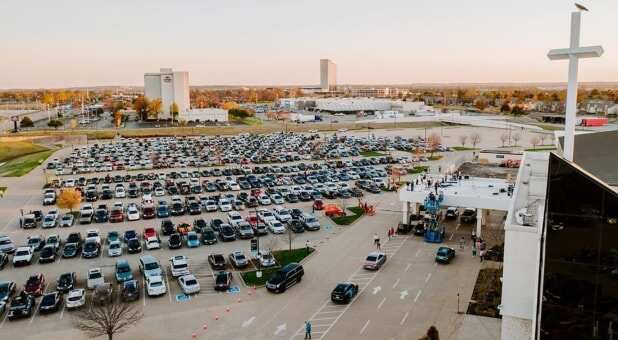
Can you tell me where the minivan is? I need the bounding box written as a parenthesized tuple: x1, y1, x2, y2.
(266, 262, 304, 293)
(115, 260, 133, 283)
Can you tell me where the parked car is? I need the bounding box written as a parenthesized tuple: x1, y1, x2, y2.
(65, 289, 86, 309)
(24, 273, 46, 296)
(185, 231, 200, 248)
(8, 293, 35, 320)
(38, 245, 57, 264)
(108, 241, 122, 257)
(201, 228, 218, 245)
(62, 242, 81, 258)
(121, 280, 140, 302)
(445, 207, 459, 219)
(178, 274, 201, 294)
(115, 260, 134, 283)
(39, 291, 62, 313)
(214, 271, 233, 291)
(169, 255, 190, 278)
(12, 247, 33, 266)
(330, 282, 359, 304)
(228, 250, 248, 268)
(257, 250, 276, 267)
(145, 275, 166, 297)
(208, 253, 226, 270)
(56, 272, 76, 293)
(460, 208, 477, 223)
(139, 255, 162, 278)
(87, 268, 105, 289)
(168, 233, 183, 249)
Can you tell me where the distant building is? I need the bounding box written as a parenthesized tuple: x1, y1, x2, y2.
(349, 88, 390, 98)
(144, 68, 190, 118)
(183, 108, 228, 123)
(320, 59, 337, 91)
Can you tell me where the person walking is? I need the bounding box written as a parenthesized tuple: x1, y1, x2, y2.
(472, 244, 477, 257)
(373, 233, 379, 247)
(387, 228, 392, 240)
(305, 321, 312, 339)
(391, 227, 396, 238)
(459, 236, 465, 250)
(376, 238, 381, 251)
(479, 249, 485, 262)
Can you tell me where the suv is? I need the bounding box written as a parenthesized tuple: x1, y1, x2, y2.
(300, 213, 320, 231)
(169, 255, 190, 277)
(460, 208, 477, 223)
(115, 260, 133, 283)
(139, 255, 162, 278)
(208, 253, 226, 270)
(266, 263, 304, 293)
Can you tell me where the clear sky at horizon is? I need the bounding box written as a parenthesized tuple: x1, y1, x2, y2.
(1, 0, 616, 89)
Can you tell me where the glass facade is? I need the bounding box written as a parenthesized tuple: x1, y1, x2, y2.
(538, 153, 618, 339)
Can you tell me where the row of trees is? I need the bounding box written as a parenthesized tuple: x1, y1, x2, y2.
(132, 96, 179, 122)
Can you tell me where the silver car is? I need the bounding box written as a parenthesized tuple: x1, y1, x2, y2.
(0, 235, 15, 254)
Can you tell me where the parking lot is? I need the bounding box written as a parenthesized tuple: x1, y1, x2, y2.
(0, 130, 493, 339)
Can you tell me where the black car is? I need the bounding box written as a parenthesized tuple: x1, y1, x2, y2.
(330, 282, 359, 304)
(219, 225, 236, 242)
(193, 219, 208, 233)
(210, 219, 225, 232)
(0, 281, 16, 305)
(38, 245, 56, 264)
(285, 193, 299, 203)
(27, 236, 45, 252)
(127, 238, 142, 254)
(160, 219, 175, 236)
(8, 292, 34, 320)
(214, 271, 233, 291)
(287, 219, 305, 233)
(460, 208, 477, 223)
(62, 242, 81, 258)
(290, 208, 304, 220)
(0, 253, 9, 269)
(56, 272, 76, 293)
(121, 280, 140, 302)
(299, 191, 312, 201)
(39, 292, 61, 314)
(201, 228, 217, 245)
(170, 202, 185, 216)
(82, 241, 100, 258)
(168, 233, 182, 249)
(435, 247, 456, 264)
(187, 202, 202, 215)
(94, 208, 109, 223)
(208, 254, 226, 270)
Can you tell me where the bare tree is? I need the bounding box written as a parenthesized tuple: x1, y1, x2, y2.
(73, 301, 143, 340)
(427, 133, 441, 158)
(512, 133, 521, 146)
(530, 135, 541, 150)
(499, 133, 508, 147)
(458, 135, 468, 147)
(469, 133, 481, 149)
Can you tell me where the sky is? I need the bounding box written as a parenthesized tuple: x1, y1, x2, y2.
(1, 0, 616, 89)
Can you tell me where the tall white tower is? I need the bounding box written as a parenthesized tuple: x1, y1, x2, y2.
(320, 59, 337, 91)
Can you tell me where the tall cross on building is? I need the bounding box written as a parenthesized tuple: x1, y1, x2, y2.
(547, 8, 603, 161)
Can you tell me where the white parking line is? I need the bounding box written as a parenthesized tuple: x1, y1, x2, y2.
(392, 278, 400, 289)
(400, 311, 409, 325)
(377, 297, 386, 310)
(59, 302, 65, 320)
(359, 319, 370, 335)
(449, 234, 454, 241)
(0, 309, 9, 328)
(415, 249, 421, 257)
(163, 268, 172, 303)
(414, 290, 422, 303)
(425, 273, 432, 283)
(404, 263, 412, 272)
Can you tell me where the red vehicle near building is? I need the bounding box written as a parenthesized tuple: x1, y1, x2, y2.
(580, 117, 608, 127)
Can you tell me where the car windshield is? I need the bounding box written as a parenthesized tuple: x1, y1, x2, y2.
(150, 281, 162, 287)
(68, 294, 82, 302)
(366, 256, 377, 262)
(64, 244, 76, 250)
(185, 279, 198, 286)
(0, 284, 9, 295)
(0, 239, 10, 245)
(173, 263, 187, 269)
(44, 217, 54, 222)
(89, 272, 101, 279)
(305, 217, 317, 223)
(262, 254, 272, 260)
(188, 234, 197, 241)
(59, 274, 71, 282)
(117, 266, 130, 273)
(110, 243, 120, 249)
(144, 262, 159, 270)
(41, 294, 55, 304)
(85, 243, 97, 250)
(334, 284, 347, 293)
(16, 250, 29, 256)
(437, 248, 450, 255)
(235, 254, 246, 261)
(215, 274, 228, 284)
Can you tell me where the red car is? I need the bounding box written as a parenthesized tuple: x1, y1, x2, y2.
(24, 273, 46, 296)
(245, 215, 259, 227)
(109, 207, 124, 223)
(313, 199, 324, 211)
(143, 227, 158, 240)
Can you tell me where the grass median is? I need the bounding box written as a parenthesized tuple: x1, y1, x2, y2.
(0, 149, 56, 176)
(330, 206, 365, 225)
(241, 247, 315, 287)
(0, 141, 49, 163)
(360, 151, 387, 157)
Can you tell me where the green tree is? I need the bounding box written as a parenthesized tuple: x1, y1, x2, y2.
(20, 116, 34, 128)
(47, 119, 63, 129)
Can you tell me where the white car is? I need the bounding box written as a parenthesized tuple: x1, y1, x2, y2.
(145, 237, 161, 250)
(115, 186, 126, 198)
(205, 200, 218, 212)
(229, 182, 240, 191)
(65, 289, 86, 309)
(257, 251, 276, 267)
(257, 209, 277, 224)
(12, 246, 33, 266)
(87, 268, 105, 289)
(43, 191, 56, 205)
(126, 205, 140, 221)
(146, 275, 167, 296)
(178, 274, 200, 294)
(258, 195, 271, 205)
(273, 206, 292, 223)
(154, 187, 165, 197)
(227, 211, 244, 227)
(169, 255, 190, 277)
(60, 214, 74, 227)
(270, 194, 284, 205)
(108, 241, 122, 257)
(85, 229, 101, 244)
(267, 220, 286, 234)
(42, 213, 58, 228)
(219, 199, 232, 212)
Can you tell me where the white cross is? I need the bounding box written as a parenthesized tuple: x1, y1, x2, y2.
(547, 11, 603, 161)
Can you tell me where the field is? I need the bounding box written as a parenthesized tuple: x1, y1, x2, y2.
(0, 149, 56, 176)
(0, 141, 49, 162)
(360, 151, 387, 157)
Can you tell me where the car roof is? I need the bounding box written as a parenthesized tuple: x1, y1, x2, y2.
(367, 251, 385, 256)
